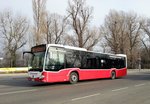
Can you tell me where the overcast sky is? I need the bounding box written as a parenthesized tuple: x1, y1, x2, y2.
(0, 0, 150, 26)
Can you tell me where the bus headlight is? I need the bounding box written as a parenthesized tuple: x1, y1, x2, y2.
(39, 75, 45, 79)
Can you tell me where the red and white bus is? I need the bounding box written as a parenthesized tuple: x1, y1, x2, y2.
(24, 44, 127, 84)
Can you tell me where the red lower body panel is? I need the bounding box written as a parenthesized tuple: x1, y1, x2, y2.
(28, 68, 127, 83)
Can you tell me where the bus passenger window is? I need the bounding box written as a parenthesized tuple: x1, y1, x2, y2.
(101, 59, 106, 69)
(86, 59, 92, 69)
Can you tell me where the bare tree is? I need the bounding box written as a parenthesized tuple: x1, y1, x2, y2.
(140, 18, 150, 68)
(100, 10, 128, 54)
(100, 10, 141, 68)
(141, 18, 150, 57)
(84, 27, 100, 50)
(43, 13, 68, 44)
(0, 11, 29, 67)
(125, 12, 142, 68)
(66, 0, 100, 50)
(32, 0, 47, 45)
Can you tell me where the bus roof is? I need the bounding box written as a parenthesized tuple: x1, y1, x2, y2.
(116, 54, 127, 57)
(47, 44, 87, 51)
(46, 44, 126, 58)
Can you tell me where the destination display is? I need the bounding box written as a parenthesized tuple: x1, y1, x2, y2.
(31, 45, 46, 52)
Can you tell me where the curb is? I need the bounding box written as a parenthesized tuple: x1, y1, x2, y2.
(0, 67, 28, 74)
(0, 71, 27, 74)
(127, 69, 150, 73)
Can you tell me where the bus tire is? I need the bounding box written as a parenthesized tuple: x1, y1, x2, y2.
(111, 71, 116, 80)
(69, 72, 78, 84)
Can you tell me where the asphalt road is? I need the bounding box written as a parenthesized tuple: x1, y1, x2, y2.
(0, 70, 150, 104)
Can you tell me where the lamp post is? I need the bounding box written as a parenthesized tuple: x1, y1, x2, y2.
(138, 52, 141, 71)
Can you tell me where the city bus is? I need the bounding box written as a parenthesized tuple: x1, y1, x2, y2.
(24, 44, 127, 84)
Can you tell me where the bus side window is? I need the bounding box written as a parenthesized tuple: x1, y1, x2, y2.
(96, 57, 100, 69)
(66, 53, 74, 68)
(114, 59, 118, 69)
(100, 59, 106, 69)
(66, 50, 81, 68)
(92, 58, 96, 69)
(119, 59, 125, 68)
(111, 59, 115, 68)
(86, 59, 91, 69)
(86, 58, 98, 69)
(74, 55, 81, 68)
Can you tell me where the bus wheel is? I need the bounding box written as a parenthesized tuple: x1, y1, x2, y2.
(69, 72, 78, 84)
(111, 71, 116, 80)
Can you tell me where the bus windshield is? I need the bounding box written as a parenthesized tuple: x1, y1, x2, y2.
(45, 47, 65, 71)
(29, 52, 45, 72)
